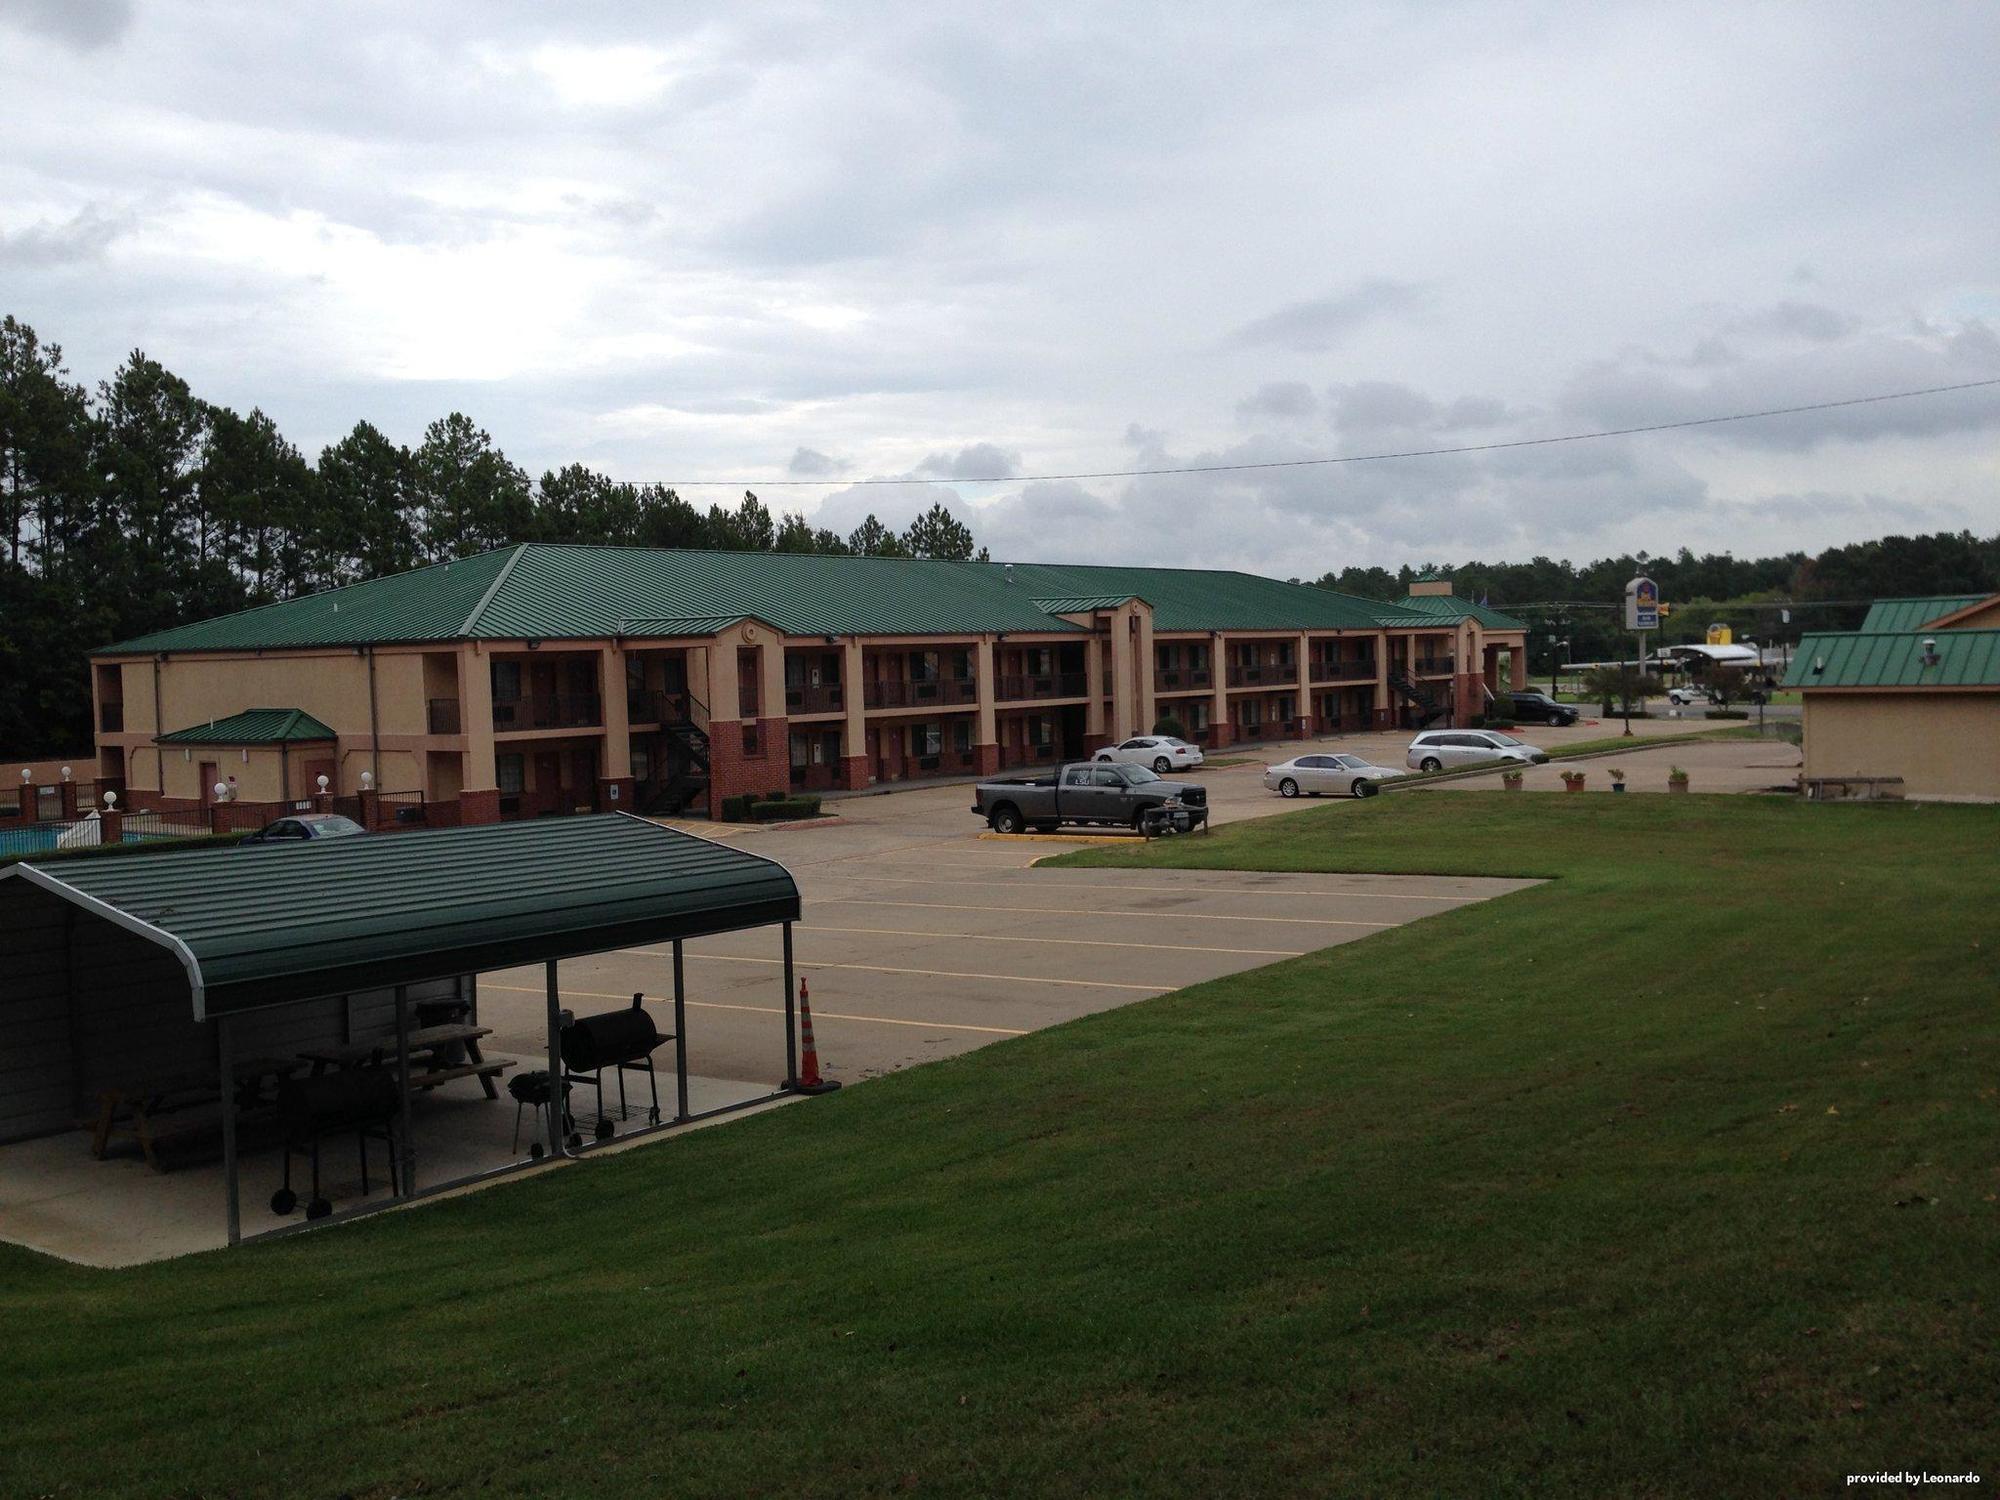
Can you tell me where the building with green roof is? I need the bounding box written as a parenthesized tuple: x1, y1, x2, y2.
(1786, 590, 2000, 800)
(86, 545, 1530, 822)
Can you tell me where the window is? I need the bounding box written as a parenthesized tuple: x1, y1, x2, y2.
(1033, 716, 1054, 747)
(1121, 738, 1149, 750)
(1064, 766, 1092, 787)
(491, 660, 522, 702)
(631, 744, 652, 781)
(918, 722, 943, 757)
(952, 720, 972, 753)
(497, 754, 525, 795)
(1092, 767, 1124, 787)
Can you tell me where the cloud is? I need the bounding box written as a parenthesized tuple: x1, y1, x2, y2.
(1224, 279, 1428, 353)
(914, 442, 1022, 480)
(1235, 381, 1317, 425)
(0, 0, 132, 50)
(786, 446, 846, 477)
(0, 204, 128, 267)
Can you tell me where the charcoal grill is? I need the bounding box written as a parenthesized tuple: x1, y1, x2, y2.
(561, 993, 673, 1144)
(269, 1069, 401, 1220)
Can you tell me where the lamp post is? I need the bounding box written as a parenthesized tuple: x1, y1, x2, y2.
(1550, 638, 1569, 696)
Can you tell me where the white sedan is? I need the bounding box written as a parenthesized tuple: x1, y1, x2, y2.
(1264, 753, 1396, 798)
(1094, 735, 1206, 773)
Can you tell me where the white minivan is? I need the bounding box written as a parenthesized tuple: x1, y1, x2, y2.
(1405, 729, 1551, 772)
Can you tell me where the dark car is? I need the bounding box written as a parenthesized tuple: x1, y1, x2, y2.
(239, 812, 366, 845)
(1503, 690, 1580, 727)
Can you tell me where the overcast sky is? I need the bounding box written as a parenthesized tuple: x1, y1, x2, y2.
(3, 0, 1997, 573)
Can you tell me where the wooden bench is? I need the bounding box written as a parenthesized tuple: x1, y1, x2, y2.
(299, 1025, 513, 1099)
(88, 1056, 301, 1172)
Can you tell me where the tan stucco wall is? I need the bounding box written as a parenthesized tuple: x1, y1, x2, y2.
(1803, 691, 2000, 800)
(1936, 598, 2000, 630)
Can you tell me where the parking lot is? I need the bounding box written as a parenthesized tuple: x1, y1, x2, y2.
(475, 729, 1577, 1090)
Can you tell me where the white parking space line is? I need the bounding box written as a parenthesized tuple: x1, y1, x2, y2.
(835, 873, 1486, 902)
(483, 983, 1032, 1036)
(628, 949, 1172, 993)
(822, 897, 1396, 928)
(795, 924, 1306, 958)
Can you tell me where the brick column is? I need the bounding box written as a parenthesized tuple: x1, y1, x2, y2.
(460, 645, 497, 800)
(1374, 631, 1391, 728)
(1136, 608, 1157, 734)
(1108, 618, 1136, 741)
(598, 644, 631, 807)
(974, 636, 999, 775)
(841, 638, 869, 790)
(1509, 640, 1528, 690)
(1210, 632, 1230, 746)
(1083, 629, 1105, 741)
(1297, 631, 1314, 734)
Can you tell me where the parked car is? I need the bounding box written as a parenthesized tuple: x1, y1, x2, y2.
(1405, 729, 1551, 772)
(1263, 753, 1396, 798)
(1094, 735, 1206, 773)
(239, 812, 367, 844)
(1501, 690, 1580, 727)
(972, 761, 1208, 834)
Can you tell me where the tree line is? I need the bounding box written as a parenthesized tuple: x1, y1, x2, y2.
(0, 313, 982, 755)
(1318, 529, 2000, 668)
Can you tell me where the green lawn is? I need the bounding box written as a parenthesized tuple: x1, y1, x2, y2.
(4, 796, 1997, 1496)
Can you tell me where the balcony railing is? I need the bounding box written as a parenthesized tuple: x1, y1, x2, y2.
(1311, 658, 1376, 683)
(427, 698, 461, 734)
(786, 682, 846, 714)
(492, 693, 602, 731)
(1153, 668, 1212, 692)
(863, 678, 977, 709)
(1226, 664, 1298, 687)
(98, 702, 125, 733)
(1414, 658, 1454, 676)
(995, 672, 1087, 701)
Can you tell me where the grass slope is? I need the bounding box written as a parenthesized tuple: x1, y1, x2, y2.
(3, 795, 1996, 1497)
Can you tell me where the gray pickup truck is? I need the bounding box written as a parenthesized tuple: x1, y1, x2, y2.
(972, 761, 1208, 834)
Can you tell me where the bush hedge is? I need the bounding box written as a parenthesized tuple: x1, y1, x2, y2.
(1704, 709, 1750, 720)
(0, 830, 250, 871)
(1151, 714, 1188, 739)
(719, 793, 824, 823)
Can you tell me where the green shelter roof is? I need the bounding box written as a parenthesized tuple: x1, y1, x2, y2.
(1784, 630, 2000, 690)
(155, 708, 337, 746)
(2, 814, 801, 1018)
(98, 543, 1488, 654)
(1393, 593, 1529, 631)
(1857, 595, 1992, 633)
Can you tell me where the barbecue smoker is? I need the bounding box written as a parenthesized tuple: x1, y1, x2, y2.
(269, 1069, 401, 1220)
(560, 994, 673, 1146)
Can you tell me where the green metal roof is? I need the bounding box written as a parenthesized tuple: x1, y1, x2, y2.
(2, 814, 801, 1018)
(1393, 593, 1529, 631)
(1032, 595, 1142, 614)
(155, 708, 337, 746)
(98, 543, 1495, 652)
(1857, 595, 1992, 633)
(1784, 630, 2000, 690)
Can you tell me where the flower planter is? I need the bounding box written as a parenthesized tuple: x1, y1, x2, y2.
(1668, 779, 1690, 794)
(1501, 777, 1524, 792)
(1611, 783, 1626, 793)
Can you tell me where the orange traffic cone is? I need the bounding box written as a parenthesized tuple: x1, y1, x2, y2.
(793, 978, 841, 1095)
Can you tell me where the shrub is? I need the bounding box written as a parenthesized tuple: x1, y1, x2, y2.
(750, 795, 822, 821)
(719, 795, 751, 822)
(1152, 714, 1188, 739)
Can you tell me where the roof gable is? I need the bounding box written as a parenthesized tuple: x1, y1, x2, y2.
(1784, 630, 2000, 690)
(1857, 594, 1991, 633)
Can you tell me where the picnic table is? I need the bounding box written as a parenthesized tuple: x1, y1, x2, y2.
(89, 1055, 302, 1172)
(297, 1023, 513, 1098)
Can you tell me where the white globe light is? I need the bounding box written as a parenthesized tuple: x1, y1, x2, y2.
(104, 791, 118, 808)
(360, 771, 374, 790)
(60, 766, 72, 781)
(316, 774, 329, 792)
(214, 782, 228, 801)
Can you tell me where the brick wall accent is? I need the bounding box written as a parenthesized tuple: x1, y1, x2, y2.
(974, 744, 1000, 776)
(707, 715, 790, 814)
(459, 788, 501, 826)
(839, 755, 870, 791)
(597, 775, 636, 812)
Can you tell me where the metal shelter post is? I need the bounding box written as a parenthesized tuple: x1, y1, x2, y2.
(393, 984, 415, 1196)
(545, 960, 566, 1157)
(782, 921, 798, 1088)
(672, 939, 690, 1122)
(219, 1015, 241, 1247)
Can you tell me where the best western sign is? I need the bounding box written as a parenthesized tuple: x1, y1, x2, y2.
(1625, 575, 1660, 631)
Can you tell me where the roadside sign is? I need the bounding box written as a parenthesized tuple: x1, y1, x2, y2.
(1625, 575, 1660, 631)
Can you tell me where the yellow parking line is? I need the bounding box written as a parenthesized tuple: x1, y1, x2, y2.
(483, 983, 1029, 1036)
(794, 923, 1304, 958)
(840, 873, 1481, 903)
(822, 897, 1394, 928)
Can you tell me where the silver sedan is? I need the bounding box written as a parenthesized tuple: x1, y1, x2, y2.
(1263, 753, 1396, 798)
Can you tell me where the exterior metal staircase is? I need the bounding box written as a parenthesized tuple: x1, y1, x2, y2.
(1388, 666, 1447, 727)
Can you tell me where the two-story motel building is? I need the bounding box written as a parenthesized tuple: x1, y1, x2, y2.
(87, 546, 1529, 824)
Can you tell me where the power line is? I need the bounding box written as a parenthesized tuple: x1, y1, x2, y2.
(631, 376, 2000, 488)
